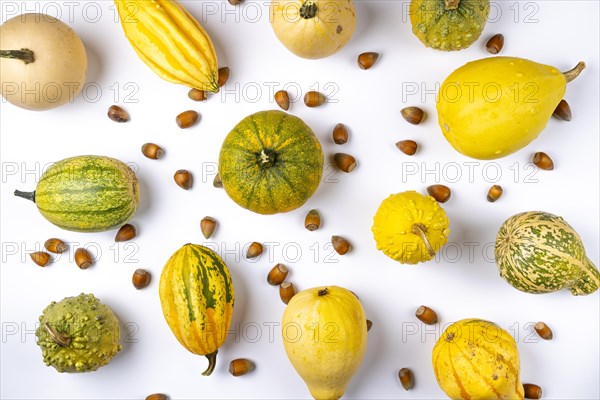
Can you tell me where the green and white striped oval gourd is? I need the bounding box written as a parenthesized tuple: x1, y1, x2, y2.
(495, 211, 599, 295)
(14, 155, 139, 232)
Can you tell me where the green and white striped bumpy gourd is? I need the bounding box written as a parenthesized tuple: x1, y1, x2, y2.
(495, 211, 599, 295)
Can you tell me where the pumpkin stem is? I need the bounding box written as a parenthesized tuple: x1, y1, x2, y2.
(317, 288, 329, 296)
(563, 61, 586, 83)
(258, 149, 277, 168)
(14, 190, 36, 203)
(444, 0, 460, 10)
(299, 1, 317, 19)
(44, 323, 71, 347)
(202, 351, 218, 376)
(0, 48, 35, 64)
(411, 223, 435, 258)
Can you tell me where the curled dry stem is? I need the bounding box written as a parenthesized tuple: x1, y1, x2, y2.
(412, 223, 435, 257)
(563, 61, 586, 83)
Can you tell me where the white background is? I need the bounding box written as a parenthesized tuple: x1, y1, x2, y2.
(1, 1, 599, 399)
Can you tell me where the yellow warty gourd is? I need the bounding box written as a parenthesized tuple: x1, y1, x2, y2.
(282, 286, 367, 399)
(114, 0, 219, 92)
(372, 191, 450, 264)
(433, 319, 525, 400)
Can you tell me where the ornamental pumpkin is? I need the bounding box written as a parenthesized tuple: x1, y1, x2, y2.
(114, 0, 219, 92)
(437, 57, 585, 160)
(14, 155, 139, 232)
(409, 0, 490, 51)
(0, 13, 87, 111)
(36, 293, 122, 373)
(495, 211, 600, 295)
(219, 110, 324, 215)
(270, 0, 356, 59)
(282, 286, 367, 399)
(372, 191, 450, 264)
(433, 319, 524, 399)
(159, 244, 234, 376)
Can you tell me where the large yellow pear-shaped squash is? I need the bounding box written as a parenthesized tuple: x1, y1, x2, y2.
(270, 0, 356, 59)
(433, 319, 524, 399)
(372, 191, 450, 264)
(437, 57, 585, 159)
(282, 286, 367, 399)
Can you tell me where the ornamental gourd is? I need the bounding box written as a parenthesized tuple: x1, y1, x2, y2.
(372, 191, 450, 264)
(114, 0, 219, 92)
(0, 13, 87, 110)
(282, 286, 367, 399)
(270, 0, 356, 59)
(159, 244, 234, 376)
(14, 155, 139, 232)
(433, 319, 524, 399)
(219, 110, 324, 215)
(495, 211, 600, 295)
(409, 0, 490, 51)
(36, 293, 122, 373)
(437, 57, 585, 159)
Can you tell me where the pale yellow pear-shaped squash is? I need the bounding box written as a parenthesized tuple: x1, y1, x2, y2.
(282, 286, 367, 399)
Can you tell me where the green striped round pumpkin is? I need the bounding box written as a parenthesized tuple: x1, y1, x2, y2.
(495, 211, 599, 295)
(14, 155, 139, 232)
(159, 244, 234, 376)
(218, 110, 324, 215)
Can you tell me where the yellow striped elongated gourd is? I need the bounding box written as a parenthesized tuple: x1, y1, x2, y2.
(433, 319, 524, 400)
(114, 0, 219, 92)
(495, 211, 599, 295)
(159, 244, 234, 376)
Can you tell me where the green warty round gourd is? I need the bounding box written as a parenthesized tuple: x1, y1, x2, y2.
(495, 211, 599, 295)
(409, 0, 490, 51)
(36, 293, 122, 372)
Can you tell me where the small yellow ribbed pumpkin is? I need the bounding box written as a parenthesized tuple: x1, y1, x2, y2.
(433, 319, 525, 400)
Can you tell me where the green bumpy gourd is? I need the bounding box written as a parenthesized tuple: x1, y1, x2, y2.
(36, 293, 122, 373)
(495, 212, 600, 295)
(410, 0, 490, 51)
(15, 155, 139, 232)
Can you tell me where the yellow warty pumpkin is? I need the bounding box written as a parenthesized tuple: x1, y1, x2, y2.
(114, 0, 219, 92)
(433, 319, 525, 400)
(282, 286, 367, 399)
(372, 191, 450, 264)
(270, 0, 356, 59)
